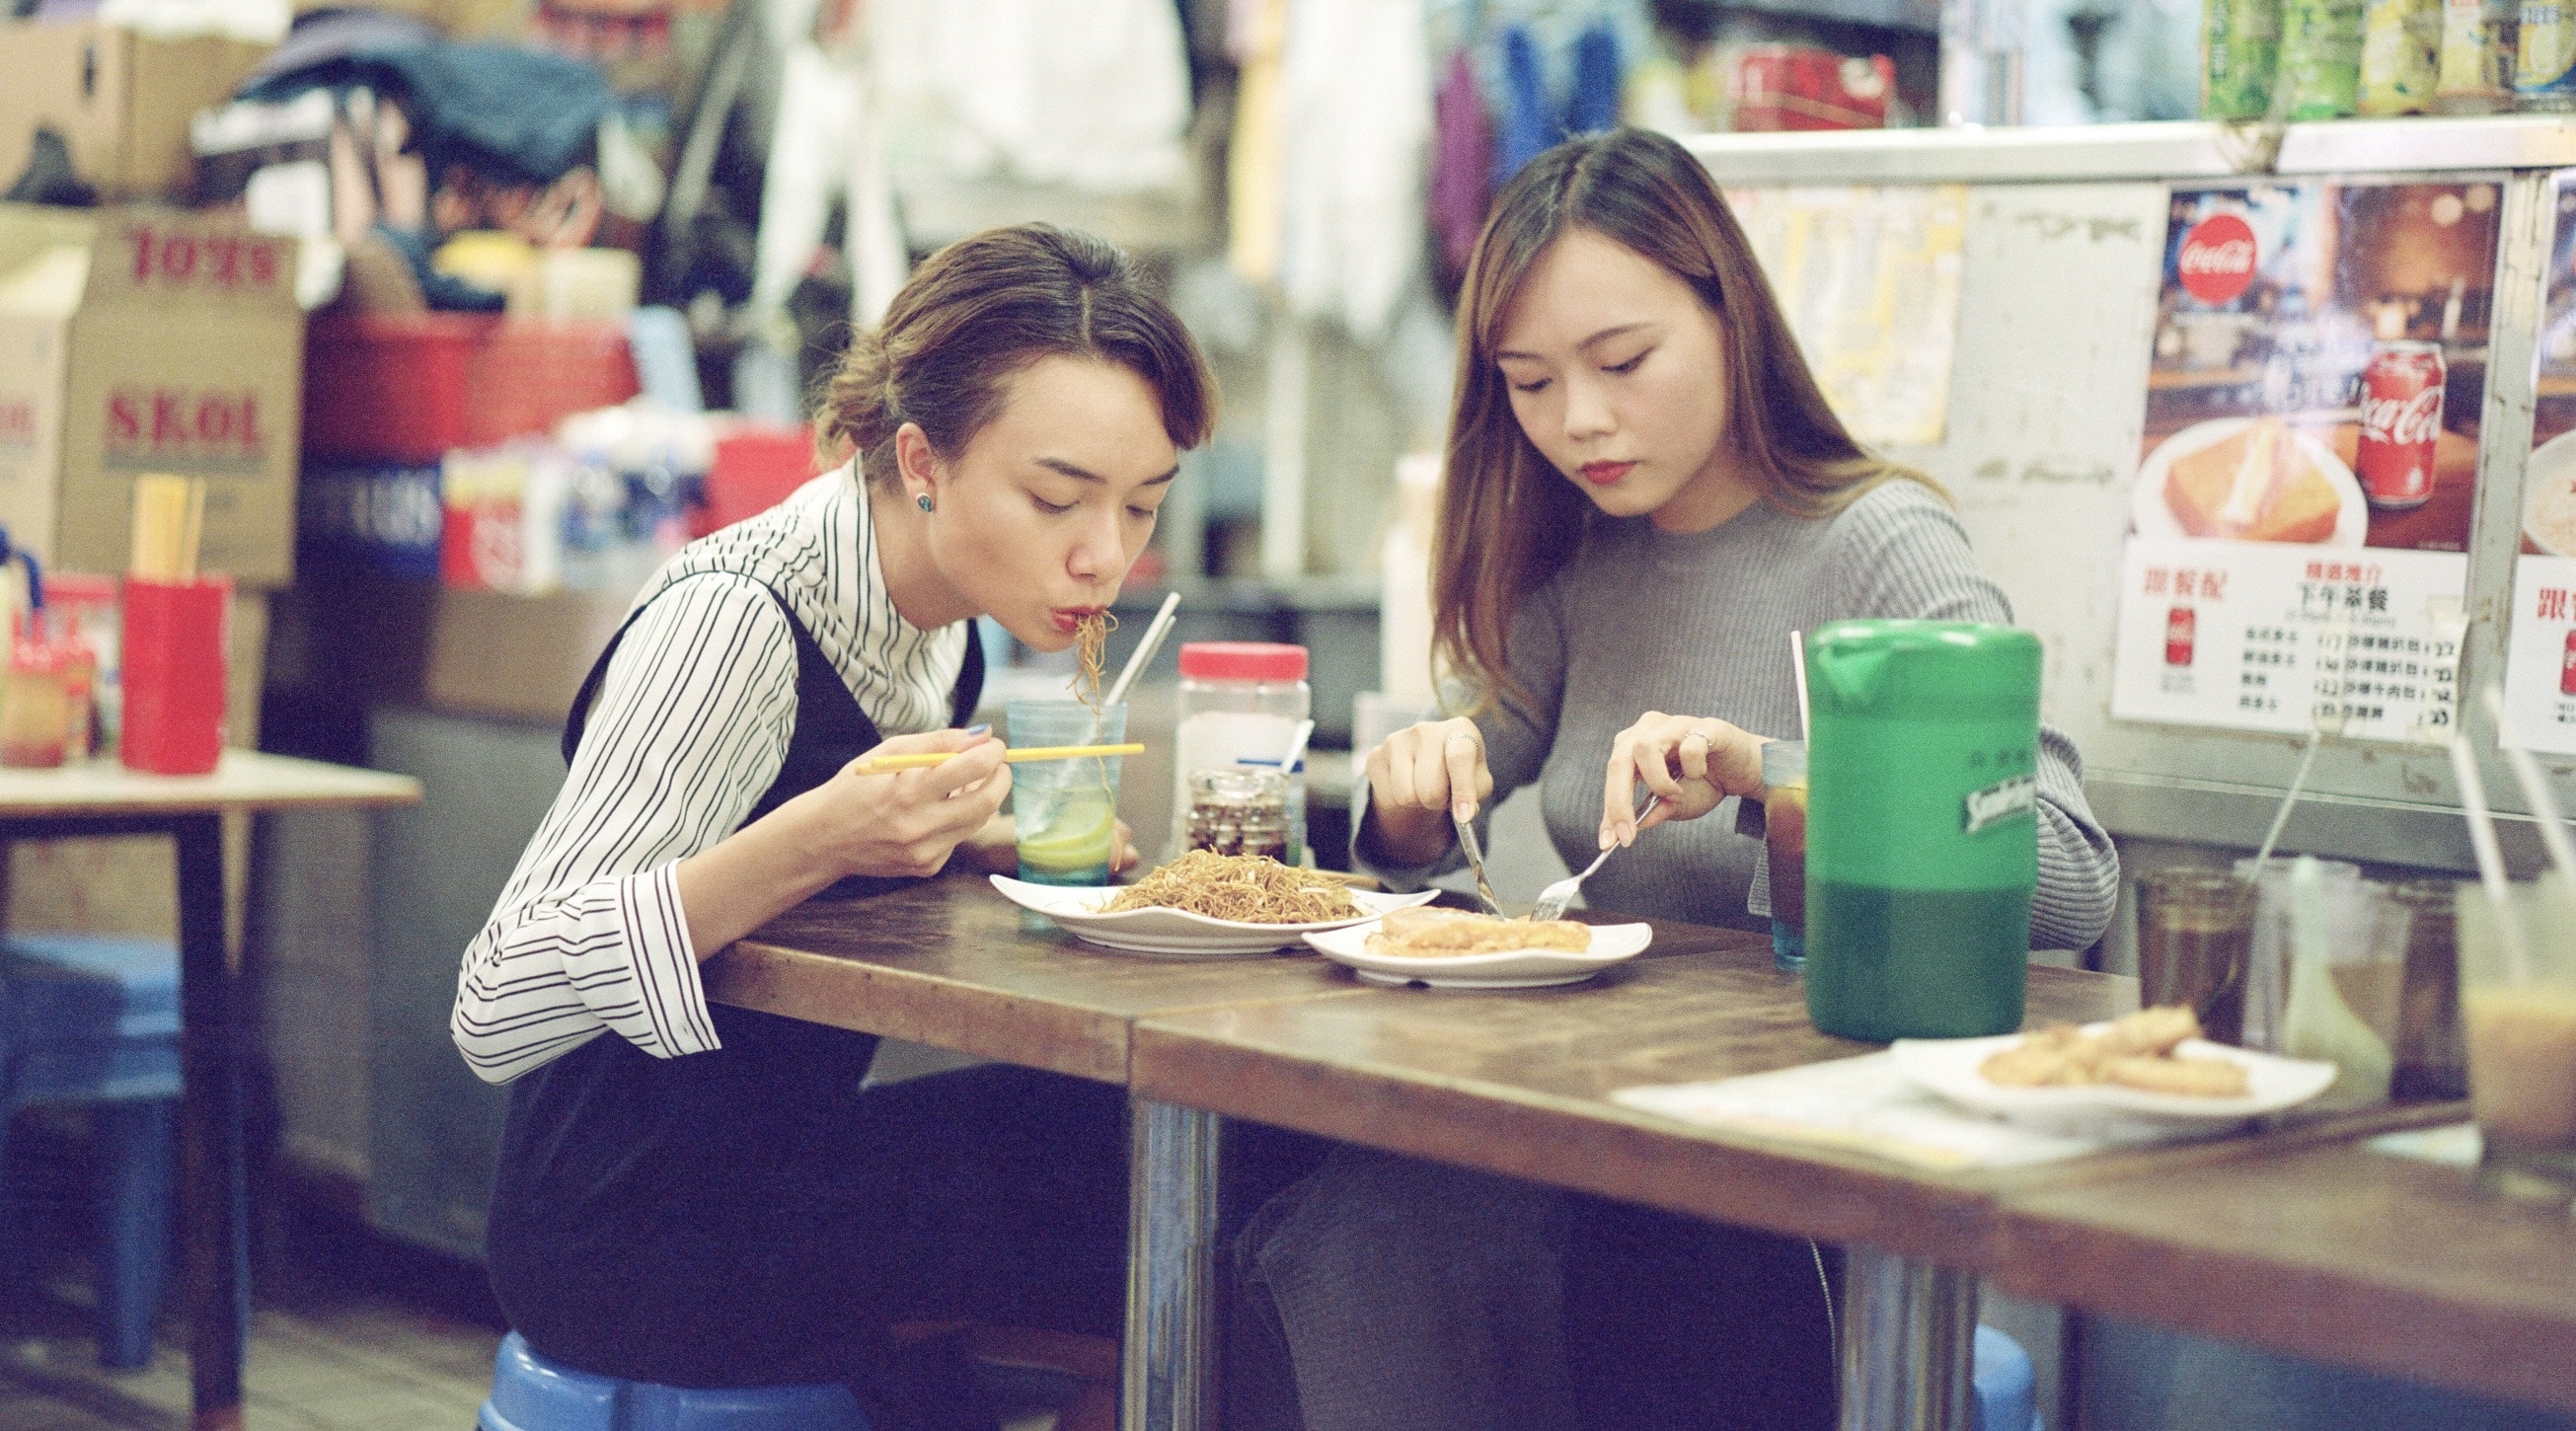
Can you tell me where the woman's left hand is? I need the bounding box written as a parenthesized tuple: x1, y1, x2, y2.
(1600, 712, 1769, 849)
(960, 813, 1141, 875)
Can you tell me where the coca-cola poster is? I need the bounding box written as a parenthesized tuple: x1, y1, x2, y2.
(2500, 177, 2576, 753)
(2112, 179, 2501, 743)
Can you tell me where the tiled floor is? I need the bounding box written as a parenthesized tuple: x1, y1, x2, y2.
(0, 1110, 1075, 1431)
(0, 1117, 502, 1431)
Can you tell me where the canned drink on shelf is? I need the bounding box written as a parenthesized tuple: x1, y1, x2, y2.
(2361, 0, 2446, 110)
(2436, 0, 2521, 112)
(2205, 0, 2286, 117)
(2518, 1, 2576, 107)
(2358, 340, 2447, 510)
(2283, 0, 2369, 115)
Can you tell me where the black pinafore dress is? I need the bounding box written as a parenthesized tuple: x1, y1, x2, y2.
(482, 585, 1008, 1388)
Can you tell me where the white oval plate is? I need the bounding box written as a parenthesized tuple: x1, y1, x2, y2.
(1301, 919, 1653, 989)
(2524, 428, 2576, 555)
(1889, 1025, 2338, 1132)
(2131, 416, 2365, 548)
(989, 873, 1438, 957)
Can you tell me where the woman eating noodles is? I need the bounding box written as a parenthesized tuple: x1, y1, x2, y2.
(1230, 129, 2120, 1430)
(449, 224, 1213, 1429)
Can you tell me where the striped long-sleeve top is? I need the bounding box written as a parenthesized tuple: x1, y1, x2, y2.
(450, 465, 969, 1085)
(1358, 479, 2121, 950)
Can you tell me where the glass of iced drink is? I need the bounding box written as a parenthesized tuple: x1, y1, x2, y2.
(1008, 699, 1127, 886)
(2136, 866, 2255, 1045)
(2456, 879, 2576, 1200)
(1761, 740, 1808, 973)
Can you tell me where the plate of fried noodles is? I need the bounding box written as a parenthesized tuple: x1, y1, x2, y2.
(990, 850, 1439, 956)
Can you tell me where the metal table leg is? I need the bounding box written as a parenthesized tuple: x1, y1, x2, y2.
(1840, 1243, 1979, 1431)
(175, 812, 248, 1431)
(1123, 1097, 1222, 1431)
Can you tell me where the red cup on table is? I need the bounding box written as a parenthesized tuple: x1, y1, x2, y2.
(121, 574, 229, 775)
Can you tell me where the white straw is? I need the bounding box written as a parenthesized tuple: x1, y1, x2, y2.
(2248, 728, 2322, 875)
(1102, 590, 1181, 710)
(2450, 735, 2513, 901)
(1789, 631, 1811, 743)
(2482, 681, 2576, 883)
(2450, 732, 2538, 985)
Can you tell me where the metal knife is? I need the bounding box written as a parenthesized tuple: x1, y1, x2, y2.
(1451, 808, 1505, 917)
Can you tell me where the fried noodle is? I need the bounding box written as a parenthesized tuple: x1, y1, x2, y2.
(1072, 610, 1118, 714)
(1102, 849, 1362, 924)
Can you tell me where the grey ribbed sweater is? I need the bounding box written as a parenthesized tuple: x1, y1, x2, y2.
(1360, 480, 2121, 950)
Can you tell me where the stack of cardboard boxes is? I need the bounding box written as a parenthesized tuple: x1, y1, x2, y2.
(0, 17, 301, 945)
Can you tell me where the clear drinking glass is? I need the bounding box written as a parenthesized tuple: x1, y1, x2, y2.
(2456, 879, 2576, 1200)
(2135, 867, 2255, 1045)
(1761, 740, 1808, 973)
(2233, 857, 2362, 1050)
(2388, 877, 2466, 1099)
(1008, 699, 1127, 886)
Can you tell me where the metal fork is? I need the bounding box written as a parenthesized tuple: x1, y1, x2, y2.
(1529, 794, 1661, 922)
(1451, 809, 1506, 917)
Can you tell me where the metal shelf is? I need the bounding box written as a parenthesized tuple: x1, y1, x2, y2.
(1662, 0, 1938, 34)
(1683, 113, 2576, 187)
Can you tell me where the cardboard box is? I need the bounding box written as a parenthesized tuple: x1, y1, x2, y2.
(0, 21, 272, 201)
(0, 204, 303, 587)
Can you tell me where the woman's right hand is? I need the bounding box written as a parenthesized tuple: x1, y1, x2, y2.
(797, 728, 1013, 881)
(1361, 717, 1492, 867)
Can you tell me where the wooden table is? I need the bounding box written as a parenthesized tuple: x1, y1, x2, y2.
(1129, 931, 2138, 1431)
(719, 876, 2546, 1431)
(714, 879, 2134, 1431)
(0, 753, 421, 1431)
(1985, 1132, 2576, 1415)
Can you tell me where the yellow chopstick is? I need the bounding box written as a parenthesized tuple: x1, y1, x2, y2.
(859, 742, 1144, 772)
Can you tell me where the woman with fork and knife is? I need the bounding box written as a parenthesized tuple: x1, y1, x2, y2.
(1227, 129, 2121, 1431)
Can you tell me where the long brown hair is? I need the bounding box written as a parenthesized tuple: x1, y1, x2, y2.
(1434, 127, 1937, 716)
(820, 223, 1217, 486)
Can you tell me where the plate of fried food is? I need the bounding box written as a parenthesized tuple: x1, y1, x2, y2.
(1301, 906, 1653, 989)
(2131, 416, 2365, 548)
(991, 849, 1438, 956)
(1889, 1007, 2338, 1130)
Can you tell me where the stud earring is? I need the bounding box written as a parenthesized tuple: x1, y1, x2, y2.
(915, 492, 935, 513)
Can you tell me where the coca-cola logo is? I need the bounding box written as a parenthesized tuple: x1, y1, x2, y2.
(2362, 385, 2444, 447)
(2178, 214, 2259, 305)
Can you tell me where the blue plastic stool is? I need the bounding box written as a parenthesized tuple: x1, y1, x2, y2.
(480, 1332, 873, 1431)
(1975, 1323, 2046, 1431)
(0, 934, 185, 1370)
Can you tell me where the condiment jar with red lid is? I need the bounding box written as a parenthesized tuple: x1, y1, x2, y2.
(1174, 641, 1311, 863)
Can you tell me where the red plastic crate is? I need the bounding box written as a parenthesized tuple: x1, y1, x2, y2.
(303, 314, 641, 464)
(698, 423, 819, 537)
(1732, 46, 1894, 132)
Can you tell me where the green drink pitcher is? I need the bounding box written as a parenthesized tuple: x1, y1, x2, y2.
(1802, 620, 2040, 1041)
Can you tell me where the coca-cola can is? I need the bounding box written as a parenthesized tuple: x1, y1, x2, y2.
(2165, 606, 2196, 666)
(2357, 339, 2447, 509)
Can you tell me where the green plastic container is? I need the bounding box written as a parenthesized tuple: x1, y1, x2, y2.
(1802, 620, 2040, 1042)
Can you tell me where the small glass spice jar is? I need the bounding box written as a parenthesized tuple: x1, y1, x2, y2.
(1, 629, 73, 769)
(1184, 768, 1292, 861)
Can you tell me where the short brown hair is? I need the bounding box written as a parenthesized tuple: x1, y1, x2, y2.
(820, 224, 1217, 487)
(1436, 128, 1939, 716)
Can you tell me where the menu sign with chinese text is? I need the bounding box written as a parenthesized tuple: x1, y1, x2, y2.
(2500, 177, 2576, 753)
(2111, 179, 2500, 742)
